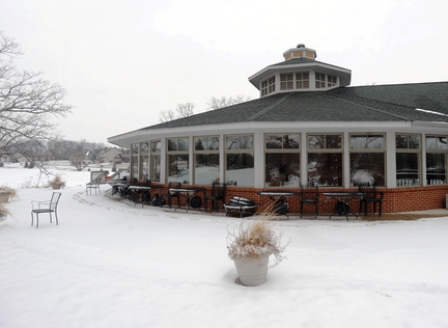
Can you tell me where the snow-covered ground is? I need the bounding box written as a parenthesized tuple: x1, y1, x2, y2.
(1, 165, 448, 327)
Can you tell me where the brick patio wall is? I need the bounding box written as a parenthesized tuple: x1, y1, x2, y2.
(155, 183, 448, 215)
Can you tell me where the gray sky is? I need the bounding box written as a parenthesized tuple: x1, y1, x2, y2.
(1, 0, 447, 144)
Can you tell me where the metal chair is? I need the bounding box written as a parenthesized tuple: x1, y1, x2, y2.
(358, 184, 383, 216)
(31, 192, 62, 228)
(204, 182, 227, 212)
(298, 184, 319, 218)
(86, 180, 101, 195)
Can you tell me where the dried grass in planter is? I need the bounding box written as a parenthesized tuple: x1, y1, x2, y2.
(227, 219, 287, 267)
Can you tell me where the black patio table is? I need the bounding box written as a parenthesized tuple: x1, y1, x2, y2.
(257, 190, 297, 218)
(168, 187, 206, 212)
(127, 185, 162, 207)
(323, 192, 364, 221)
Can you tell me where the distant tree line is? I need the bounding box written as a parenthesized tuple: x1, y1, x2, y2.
(159, 95, 251, 122)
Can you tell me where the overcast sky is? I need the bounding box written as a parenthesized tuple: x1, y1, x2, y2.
(1, 0, 447, 144)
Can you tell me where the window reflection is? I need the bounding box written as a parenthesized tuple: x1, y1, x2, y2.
(226, 153, 254, 187)
(350, 153, 385, 186)
(167, 154, 189, 184)
(195, 154, 219, 185)
(426, 153, 446, 185)
(308, 153, 342, 186)
(265, 153, 300, 187)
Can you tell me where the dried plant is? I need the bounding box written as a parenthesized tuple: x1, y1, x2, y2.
(227, 219, 287, 266)
(0, 186, 17, 199)
(48, 174, 66, 189)
(0, 204, 10, 221)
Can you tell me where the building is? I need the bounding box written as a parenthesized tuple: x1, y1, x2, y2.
(108, 44, 448, 213)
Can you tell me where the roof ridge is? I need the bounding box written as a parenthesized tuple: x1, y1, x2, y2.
(247, 93, 295, 121)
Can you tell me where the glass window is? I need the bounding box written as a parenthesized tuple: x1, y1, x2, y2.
(280, 73, 294, 90)
(350, 134, 385, 186)
(265, 134, 300, 187)
(225, 135, 254, 187)
(150, 140, 161, 182)
(139, 142, 149, 181)
(309, 153, 342, 187)
(295, 72, 310, 89)
(327, 75, 337, 87)
(261, 76, 275, 96)
(426, 153, 446, 185)
(350, 135, 384, 149)
(226, 135, 253, 150)
(130, 143, 139, 180)
(315, 73, 326, 89)
(194, 136, 220, 185)
(426, 136, 447, 150)
(167, 154, 189, 184)
(396, 134, 420, 187)
(308, 134, 343, 186)
(167, 137, 189, 183)
(426, 135, 447, 185)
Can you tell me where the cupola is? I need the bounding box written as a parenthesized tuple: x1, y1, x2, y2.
(283, 44, 317, 61)
(248, 43, 352, 97)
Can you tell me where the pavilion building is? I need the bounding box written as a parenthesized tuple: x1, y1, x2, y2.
(108, 44, 448, 214)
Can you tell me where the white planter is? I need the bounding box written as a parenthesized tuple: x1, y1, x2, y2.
(233, 255, 270, 286)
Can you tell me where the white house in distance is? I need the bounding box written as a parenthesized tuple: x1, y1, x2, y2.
(108, 44, 448, 214)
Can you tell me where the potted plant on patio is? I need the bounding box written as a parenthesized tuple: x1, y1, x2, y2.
(48, 174, 66, 190)
(227, 220, 287, 286)
(0, 186, 17, 203)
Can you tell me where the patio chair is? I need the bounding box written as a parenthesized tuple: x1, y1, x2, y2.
(31, 192, 62, 228)
(358, 184, 384, 216)
(85, 171, 108, 195)
(86, 180, 101, 195)
(298, 184, 319, 218)
(205, 182, 227, 212)
(159, 182, 181, 208)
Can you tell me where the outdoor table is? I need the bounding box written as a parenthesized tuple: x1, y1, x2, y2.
(257, 190, 297, 218)
(323, 192, 364, 221)
(127, 185, 162, 207)
(107, 182, 128, 196)
(169, 187, 206, 212)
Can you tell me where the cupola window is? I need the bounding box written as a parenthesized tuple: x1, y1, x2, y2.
(261, 76, 275, 96)
(295, 72, 310, 89)
(315, 73, 326, 88)
(280, 73, 294, 90)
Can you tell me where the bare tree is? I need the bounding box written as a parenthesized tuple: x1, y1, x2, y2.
(159, 109, 176, 122)
(0, 31, 72, 162)
(159, 103, 195, 122)
(207, 95, 251, 110)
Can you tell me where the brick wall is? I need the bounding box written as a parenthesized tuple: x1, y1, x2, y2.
(159, 183, 448, 215)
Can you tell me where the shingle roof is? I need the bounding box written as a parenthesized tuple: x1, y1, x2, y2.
(141, 82, 448, 131)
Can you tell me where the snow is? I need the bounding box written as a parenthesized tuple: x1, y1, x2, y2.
(1, 165, 448, 327)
